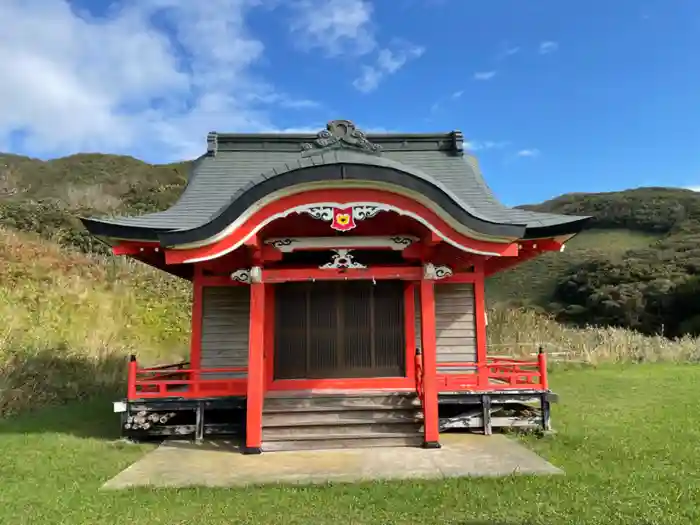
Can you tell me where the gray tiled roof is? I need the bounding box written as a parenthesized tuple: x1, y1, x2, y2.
(86, 123, 586, 235)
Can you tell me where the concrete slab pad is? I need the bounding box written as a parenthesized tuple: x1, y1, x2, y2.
(101, 433, 563, 489)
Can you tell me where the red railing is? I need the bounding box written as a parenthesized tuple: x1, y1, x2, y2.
(436, 351, 548, 392)
(126, 350, 548, 401)
(127, 356, 248, 400)
(137, 360, 190, 382)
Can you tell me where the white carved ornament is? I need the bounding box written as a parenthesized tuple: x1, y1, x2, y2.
(320, 249, 367, 270)
(264, 235, 417, 253)
(230, 266, 262, 284)
(423, 263, 453, 280)
(299, 203, 391, 232)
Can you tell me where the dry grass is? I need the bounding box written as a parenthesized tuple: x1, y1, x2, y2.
(487, 306, 700, 364)
(0, 228, 190, 415)
(1, 227, 698, 416)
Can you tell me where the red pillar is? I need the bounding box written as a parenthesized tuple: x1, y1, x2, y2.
(473, 260, 488, 386)
(419, 279, 441, 448)
(245, 281, 266, 454)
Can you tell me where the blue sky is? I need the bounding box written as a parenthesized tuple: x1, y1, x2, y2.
(1, 0, 699, 205)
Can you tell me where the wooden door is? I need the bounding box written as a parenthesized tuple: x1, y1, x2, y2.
(274, 280, 406, 379)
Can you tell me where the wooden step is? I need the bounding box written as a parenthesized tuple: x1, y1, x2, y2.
(263, 422, 422, 441)
(263, 393, 420, 413)
(263, 408, 423, 427)
(260, 391, 424, 452)
(262, 434, 423, 452)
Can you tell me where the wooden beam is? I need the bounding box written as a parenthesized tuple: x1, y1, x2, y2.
(260, 266, 424, 283)
(263, 235, 419, 252)
(525, 239, 563, 252)
(439, 272, 478, 284)
(483, 240, 563, 277)
(199, 275, 247, 286)
(112, 241, 160, 256)
(259, 245, 284, 263)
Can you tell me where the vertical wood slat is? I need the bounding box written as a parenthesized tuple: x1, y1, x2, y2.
(200, 286, 250, 379)
(274, 281, 406, 379)
(414, 283, 477, 374)
(274, 282, 309, 379)
(342, 280, 372, 372)
(373, 281, 405, 374)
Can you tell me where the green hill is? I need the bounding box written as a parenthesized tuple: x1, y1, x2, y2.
(3, 153, 700, 338)
(490, 187, 700, 337)
(0, 153, 189, 253)
(487, 228, 663, 304)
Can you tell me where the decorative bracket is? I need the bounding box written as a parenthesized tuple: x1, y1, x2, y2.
(264, 235, 418, 253)
(301, 120, 382, 155)
(300, 203, 389, 232)
(423, 263, 453, 280)
(230, 266, 262, 284)
(320, 249, 367, 270)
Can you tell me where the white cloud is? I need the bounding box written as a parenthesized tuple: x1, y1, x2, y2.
(539, 41, 559, 54)
(288, 0, 376, 57)
(289, 0, 424, 93)
(0, 0, 319, 161)
(473, 71, 496, 81)
(353, 43, 425, 93)
(517, 148, 541, 158)
(465, 140, 509, 151)
(496, 44, 520, 60)
(428, 90, 463, 116)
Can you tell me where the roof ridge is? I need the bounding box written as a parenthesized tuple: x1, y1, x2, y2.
(205, 119, 465, 155)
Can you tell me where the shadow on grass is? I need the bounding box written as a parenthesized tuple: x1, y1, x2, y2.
(0, 394, 123, 440)
(0, 347, 127, 440)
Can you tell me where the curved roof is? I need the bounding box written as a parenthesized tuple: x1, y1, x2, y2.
(81, 120, 591, 244)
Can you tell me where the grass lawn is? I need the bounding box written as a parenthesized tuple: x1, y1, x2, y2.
(1, 364, 698, 525)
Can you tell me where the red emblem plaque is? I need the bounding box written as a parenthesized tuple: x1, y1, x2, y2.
(330, 207, 357, 231)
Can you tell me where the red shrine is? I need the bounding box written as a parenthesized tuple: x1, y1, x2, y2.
(80, 120, 590, 453)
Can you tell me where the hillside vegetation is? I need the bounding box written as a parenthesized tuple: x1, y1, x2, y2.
(511, 187, 700, 337)
(4, 154, 700, 339)
(0, 153, 189, 254)
(2, 153, 700, 414)
(487, 228, 663, 304)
